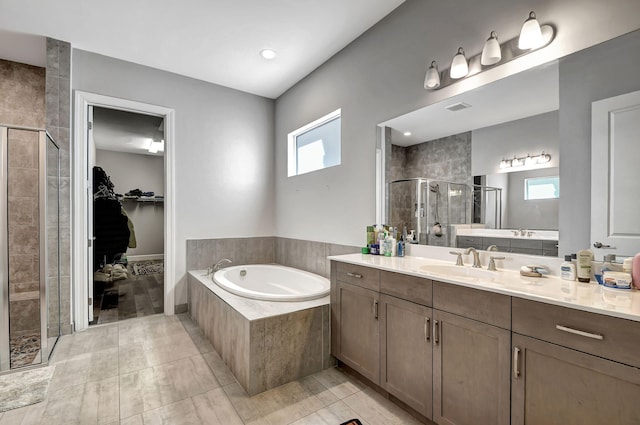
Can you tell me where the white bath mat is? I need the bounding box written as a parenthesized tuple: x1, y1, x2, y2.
(132, 260, 164, 276)
(0, 365, 55, 412)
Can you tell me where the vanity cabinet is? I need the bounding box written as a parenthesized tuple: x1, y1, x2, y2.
(333, 262, 380, 384)
(512, 298, 640, 424)
(432, 282, 511, 425)
(379, 272, 433, 418)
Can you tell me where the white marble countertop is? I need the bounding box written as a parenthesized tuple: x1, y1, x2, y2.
(328, 254, 640, 322)
(189, 270, 329, 322)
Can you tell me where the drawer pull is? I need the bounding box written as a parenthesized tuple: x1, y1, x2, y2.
(513, 347, 521, 379)
(425, 317, 431, 341)
(373, 299, 378, 319)
(555, 325, 604, 341)
(347, 272, 363, 279)
(434, 320, 440, 344)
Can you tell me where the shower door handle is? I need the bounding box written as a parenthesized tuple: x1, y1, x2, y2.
(88, 236, 96, 247)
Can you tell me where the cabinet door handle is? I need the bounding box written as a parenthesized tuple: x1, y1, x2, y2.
(555, 325, 604, 340)
(434, 320, 440, 344)
(373, 299, 378, 319)
(513, 347, 521, 379)
(424, 317, 430, 341)
(347, 272, 363, 279)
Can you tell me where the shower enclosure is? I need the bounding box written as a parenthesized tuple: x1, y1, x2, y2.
(388, 178, 469, 247)
(0, 125, 60, 372)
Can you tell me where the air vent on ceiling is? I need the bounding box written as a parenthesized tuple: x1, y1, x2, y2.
(445, 102, 472, 112)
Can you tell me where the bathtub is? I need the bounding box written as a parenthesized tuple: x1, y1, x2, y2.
(213, 264, 330, 301)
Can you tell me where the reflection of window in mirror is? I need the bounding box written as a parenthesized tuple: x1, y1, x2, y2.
(525, 176, 559, 200)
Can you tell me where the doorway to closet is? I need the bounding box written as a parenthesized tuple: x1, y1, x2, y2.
(89, 107, 166, 325)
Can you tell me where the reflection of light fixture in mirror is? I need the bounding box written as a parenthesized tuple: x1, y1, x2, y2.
(519, 11, 543, 49)
(450, 48, 469, 79)
(403, 131, 412, 136)
(481, 31, 502, 65)
(424, 61, 440, 89)
(511, 156, 525, 167)
(500, 152, 551, 170)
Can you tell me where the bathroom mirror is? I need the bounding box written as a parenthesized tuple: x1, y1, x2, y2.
(378, 28, 640, 256)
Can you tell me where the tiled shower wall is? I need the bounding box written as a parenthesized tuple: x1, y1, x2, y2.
(0, 60, 46, 366)
(389, 132, 473, 245)
(186, 237, 360, 279)
(45, 39, 72, 334)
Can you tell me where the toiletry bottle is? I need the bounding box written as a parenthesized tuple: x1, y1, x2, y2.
(367, 226, 375, 247)
(633, 253, 640, 289)
(561, 255, 576, 281)
(397, 236, 405, 257)
(597, 254, 615, 284)
(576, 249, 594, 283)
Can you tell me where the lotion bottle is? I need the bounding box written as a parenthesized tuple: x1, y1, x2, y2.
(576, 249, 594, 283)
(560, 255, 576, 281)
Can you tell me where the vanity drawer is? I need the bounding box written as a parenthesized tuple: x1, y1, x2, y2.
(512, 298, 640, 368)
(380, 271, 432, 307)
(457, 236, 483, 249)
(483, 237, 510, 250)
(510, 239, 543, 250)
(336, 262, 380, 291)
(433, 281, 511, 329)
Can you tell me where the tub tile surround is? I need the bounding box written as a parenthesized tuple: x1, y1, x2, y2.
(1, 313, 420, 424)
(188, 271, 331, 396)
(186, 236, 360, 279)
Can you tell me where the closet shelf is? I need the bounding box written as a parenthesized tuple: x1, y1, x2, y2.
(120, 196, 164, 204)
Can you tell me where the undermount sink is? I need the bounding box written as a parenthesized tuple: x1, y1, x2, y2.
(419, 264, 500, 281)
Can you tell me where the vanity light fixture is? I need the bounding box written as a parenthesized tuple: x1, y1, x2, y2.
(424, 10, 554, 91)
(450, 47, 469, 79)
(518, 11, 543, 49)
(424, 60, 441, 89)
(499, 159, 511, 169)
(481, 31, 502, 65)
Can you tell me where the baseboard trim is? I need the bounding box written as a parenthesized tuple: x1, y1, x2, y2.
(128, 254, 164, 262)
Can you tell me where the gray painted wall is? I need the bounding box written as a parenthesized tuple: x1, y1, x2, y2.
(95, 149, 165, 256)
(472, 111, 559, 177)
(73, 50, 275, 307)
(506, 167, 559, 230)
(275, 0, 640, 248)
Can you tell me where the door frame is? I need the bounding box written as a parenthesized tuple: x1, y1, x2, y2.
(73, 91, 176, 331)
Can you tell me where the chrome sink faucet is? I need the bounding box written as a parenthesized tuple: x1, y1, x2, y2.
(209, 258, 232, 275)
(465, 247, 482, 268)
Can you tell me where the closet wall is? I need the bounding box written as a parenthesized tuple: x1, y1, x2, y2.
(95, 149, 164, 256)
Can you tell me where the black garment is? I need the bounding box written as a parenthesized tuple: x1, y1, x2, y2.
(93, 197, 130, 269)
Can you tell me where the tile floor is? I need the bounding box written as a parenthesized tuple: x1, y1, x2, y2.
(0, 313, 425, 425)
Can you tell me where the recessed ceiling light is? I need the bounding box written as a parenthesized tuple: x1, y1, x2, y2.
(403, 131, 412, 136)
(260, 49, 277, 60)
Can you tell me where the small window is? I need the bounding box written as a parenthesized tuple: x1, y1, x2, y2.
(525, 176, 560, 200)
(288, 109, 341, 176)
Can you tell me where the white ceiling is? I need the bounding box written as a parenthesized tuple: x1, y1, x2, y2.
(381, 60, 560, 147)
(0, 0, 405, 99)
(93, 107, 165, 156)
